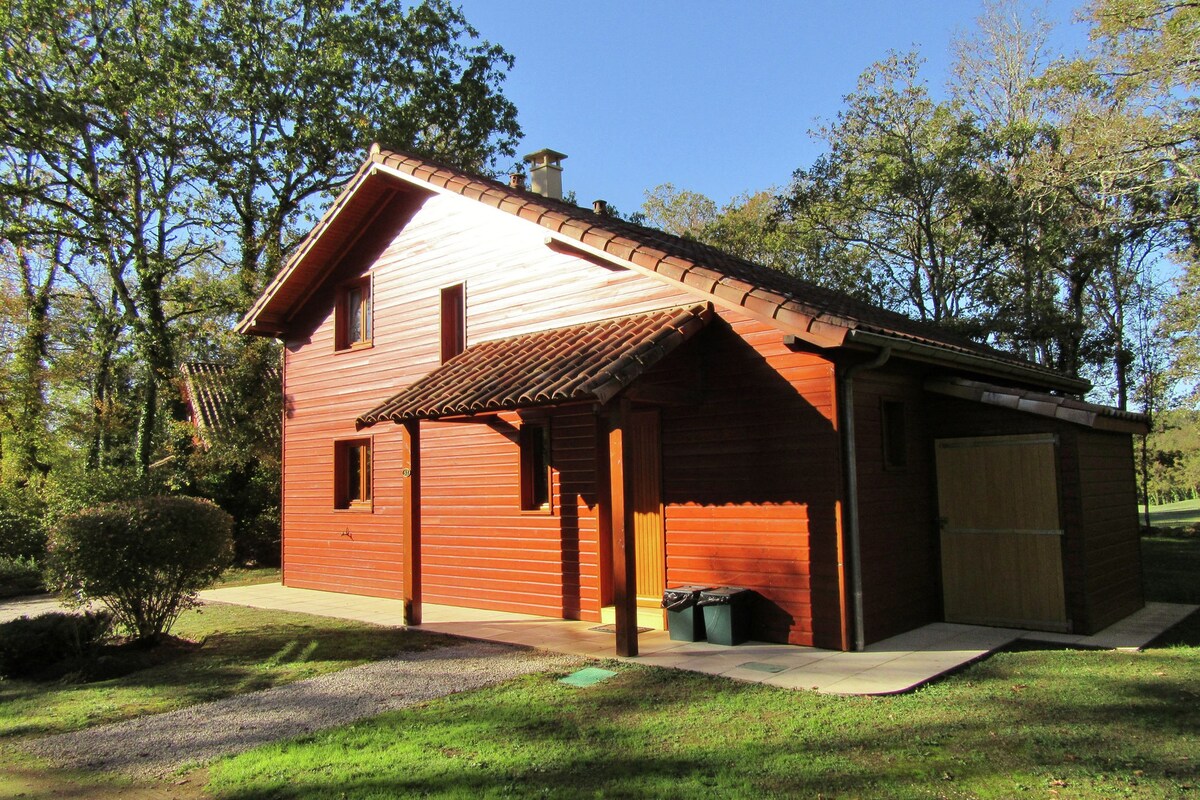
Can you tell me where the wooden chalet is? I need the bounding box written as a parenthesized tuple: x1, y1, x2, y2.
(238, 145, 1149, 655)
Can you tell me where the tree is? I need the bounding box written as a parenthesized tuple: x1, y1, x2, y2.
(781, 53, 1003, 334)
(0, 0, 521, 483)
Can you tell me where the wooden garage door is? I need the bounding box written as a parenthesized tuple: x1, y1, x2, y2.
(935, 434, 1069, 631)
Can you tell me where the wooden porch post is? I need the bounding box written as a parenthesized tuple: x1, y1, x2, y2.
(402, 419, 422, 626)
(607, 399, 638, 657)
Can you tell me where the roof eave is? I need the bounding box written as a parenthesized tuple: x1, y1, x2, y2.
(847, 329, 1091, 395)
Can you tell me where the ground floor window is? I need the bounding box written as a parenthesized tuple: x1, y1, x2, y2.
(335, 438, 373, 510)
(519, 422, 551, 511)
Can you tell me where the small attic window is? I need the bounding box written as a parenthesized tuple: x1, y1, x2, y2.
(440, 283, 465, 363)
(337, 277, 372, 350)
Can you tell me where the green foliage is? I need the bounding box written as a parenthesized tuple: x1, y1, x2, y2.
(48, 496, 234, 643)
(0, 0, 521, 484)
(0, 610, 113, 680)
(0, 489, 45, 559)
(1145, 408, 1200, 503)
(0, 556, 43, 598)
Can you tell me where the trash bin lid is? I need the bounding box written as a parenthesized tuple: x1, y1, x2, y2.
(701, 586, 748, 598)
(664, 585, 711, 596)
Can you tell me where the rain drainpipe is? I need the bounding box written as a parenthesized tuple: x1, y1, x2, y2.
(839, 346, 892, 652)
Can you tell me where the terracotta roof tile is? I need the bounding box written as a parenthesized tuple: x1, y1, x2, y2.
(357, 304, 713, 427)
(239, 146, 1089, 394)
(924, 377, 1149, 434)
(180, 361, 282, 446)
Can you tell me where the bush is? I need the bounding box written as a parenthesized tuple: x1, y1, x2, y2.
(48, 496, 234, 643)
(0, 490, 46, 560)
(0, 610, 113, 679)
(0, 556, 44, 598)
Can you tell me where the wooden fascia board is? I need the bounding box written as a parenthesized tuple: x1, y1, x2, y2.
(855, 330, 1091, 395)
(542, 234, 849, 349)
(278, 185, 401, 330)
(238, 163, 377, 335)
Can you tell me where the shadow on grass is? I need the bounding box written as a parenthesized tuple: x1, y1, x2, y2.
(207, 649, 1200, 800)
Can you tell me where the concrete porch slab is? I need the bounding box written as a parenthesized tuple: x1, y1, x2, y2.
(179, 585, 1196, 695)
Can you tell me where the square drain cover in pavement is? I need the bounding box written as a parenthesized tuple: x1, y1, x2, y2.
(559, 667, 618, 687)
(589, 624, 652, 634)
(738, 661, 787, 674)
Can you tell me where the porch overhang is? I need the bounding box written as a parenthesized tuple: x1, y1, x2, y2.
(925, 376, 1150, 435)
(356, 303, 713, 428)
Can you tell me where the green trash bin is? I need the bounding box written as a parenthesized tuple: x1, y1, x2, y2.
(698, 587, 752, 646)
(661, 586, 711, 642)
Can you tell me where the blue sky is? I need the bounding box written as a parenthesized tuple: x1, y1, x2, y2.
(457, 1, 1092, 214)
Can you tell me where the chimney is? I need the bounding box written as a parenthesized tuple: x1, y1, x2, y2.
(593, 199, 608, 216)
(522, 148, 567, 200)
(508, 172, 526, 191)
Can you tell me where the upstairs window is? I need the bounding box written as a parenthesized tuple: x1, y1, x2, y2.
(337, 278, 372, 350)
(519, 422, 551, 512)
(881, 400, 908, 471)
(440, 283, 465, 363)
(335, 438, 372, 510)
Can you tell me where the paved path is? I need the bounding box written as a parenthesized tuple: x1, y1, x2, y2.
(23, 640, 580, 779)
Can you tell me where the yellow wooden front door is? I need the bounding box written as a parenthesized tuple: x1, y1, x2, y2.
(629, 409, 665, 607)
(935, 434, 1069, 631)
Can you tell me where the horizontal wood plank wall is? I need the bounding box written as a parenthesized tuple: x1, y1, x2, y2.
(1076, 429, 1144, 632)
(925, 396, 1110, 635)
(852, 369, 939, 644)
(420, 409, 600, 619)
(281, 190, 693, 604)
(654, 311, 842, 649)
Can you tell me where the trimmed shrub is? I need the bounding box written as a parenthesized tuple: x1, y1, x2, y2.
(0, 556, 44, 598)
(0, 610, 113, 679)
(48, 496, 234, 643)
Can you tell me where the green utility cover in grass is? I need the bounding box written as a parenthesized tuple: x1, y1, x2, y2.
(558, 667, 617, 687)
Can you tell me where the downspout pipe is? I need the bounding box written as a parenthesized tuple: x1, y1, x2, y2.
(839, 346, 892, 652)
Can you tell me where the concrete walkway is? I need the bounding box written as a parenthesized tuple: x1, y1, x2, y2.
(196, 583, 1197, 695)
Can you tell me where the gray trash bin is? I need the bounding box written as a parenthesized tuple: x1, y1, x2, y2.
(661, 585, 711, 642)
(697, 587, 752, 645)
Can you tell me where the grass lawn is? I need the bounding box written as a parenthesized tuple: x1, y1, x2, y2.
(0, 602, 447, 798)
(1146, 498, 1200, 528)
(198, 538, 1200, 800)
(206, 626, 1200, 799)
(217, 565, 283, 588)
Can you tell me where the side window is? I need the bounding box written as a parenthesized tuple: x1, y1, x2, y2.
(881, 400, 908, 471)
(519, 422, 551, 512)
(440, 283, 465, 363)
(335, 438, 373, 509)
(337, 277, 372, 350)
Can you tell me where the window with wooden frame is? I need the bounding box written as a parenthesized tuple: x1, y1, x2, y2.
(440, 283, 465, 363)
(519, 422, 551, 512)
(335, 438, 373, 510)
(881, 400, 908, 471)
(336, 277, 372, 350)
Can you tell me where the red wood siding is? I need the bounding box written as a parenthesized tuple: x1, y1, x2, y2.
(654, 312, 842, 648)
(279, 190, 843, 647)
(852, 368, 940, 644)
(280, 191, 694, 603)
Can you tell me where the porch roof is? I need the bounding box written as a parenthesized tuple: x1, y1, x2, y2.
(356, 304, 713, 427)
(925, 376, 1150, 435)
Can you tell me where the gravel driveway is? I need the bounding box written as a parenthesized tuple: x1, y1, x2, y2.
(23, 640, 581, 779)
